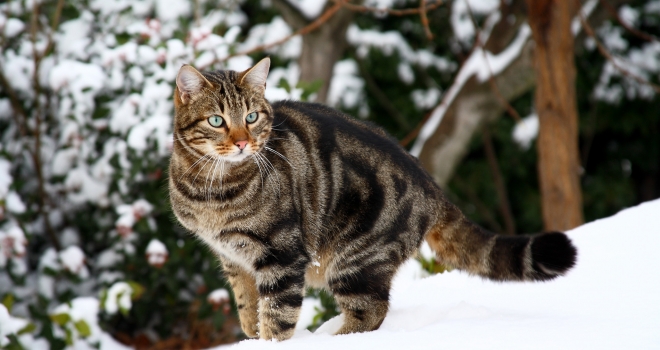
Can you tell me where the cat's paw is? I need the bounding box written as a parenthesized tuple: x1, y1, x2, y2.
(258, 321, 294, 341)
(240, 319, 259, 338)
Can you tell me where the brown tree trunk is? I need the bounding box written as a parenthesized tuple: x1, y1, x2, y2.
(526, 0, 584, 231)
(273, 0, 359, 103)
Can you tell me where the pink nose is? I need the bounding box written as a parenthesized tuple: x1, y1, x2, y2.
(235, 140, 248, 150)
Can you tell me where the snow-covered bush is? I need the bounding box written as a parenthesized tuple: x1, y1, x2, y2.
(0, 0, 341, 345)
(0, 0, 263, 347)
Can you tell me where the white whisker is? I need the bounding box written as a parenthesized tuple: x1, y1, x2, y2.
(264, 146, 295, 169)
(272, 116, 290, 129)
(266, 137, 293, 142)
(207, 157, 222, 201)
(256, 153, 281, 196)
(178, 154, 210, 181)
(252, 155, 265, 190)
(219, 160, 226, 199)
(204, 157, 216, 201)
(192, 155, 214, 187)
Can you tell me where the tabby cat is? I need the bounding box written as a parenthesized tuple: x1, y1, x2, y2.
(168, 58, 577, 341)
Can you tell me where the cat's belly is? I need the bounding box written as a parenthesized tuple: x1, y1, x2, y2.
(195, 225, 266, 273)
(209, 239, 256, 272)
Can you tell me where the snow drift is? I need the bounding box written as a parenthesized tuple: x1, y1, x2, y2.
(216, 199, 660, 349)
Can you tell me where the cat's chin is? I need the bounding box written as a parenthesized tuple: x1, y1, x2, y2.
(222, 152, 252, 163)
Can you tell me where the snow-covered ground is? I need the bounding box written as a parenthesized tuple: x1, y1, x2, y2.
(17, 199, 653, 349)
(214, 199, 660, 350)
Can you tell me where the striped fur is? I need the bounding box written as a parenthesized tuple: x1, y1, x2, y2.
(168, 58, 577, 341)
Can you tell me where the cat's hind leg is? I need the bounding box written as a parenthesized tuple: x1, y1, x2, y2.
(328, 265, 395, 334)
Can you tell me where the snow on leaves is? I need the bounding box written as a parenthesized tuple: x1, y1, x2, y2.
(145, 239, 168, 268)
(207, 288, 231, 314)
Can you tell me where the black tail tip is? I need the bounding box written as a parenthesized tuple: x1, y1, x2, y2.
(530, 231, 578, 281)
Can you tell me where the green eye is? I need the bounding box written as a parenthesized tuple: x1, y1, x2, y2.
(208, 115, 224, 127)
(246, 112, 258, 124)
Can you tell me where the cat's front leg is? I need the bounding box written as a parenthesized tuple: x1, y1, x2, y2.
(219, 258, 260, 338)
(255, 261, 307, 341)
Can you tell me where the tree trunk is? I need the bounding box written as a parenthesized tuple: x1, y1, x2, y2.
(273, 0, 359, 103)
(526, 0, 584, 231)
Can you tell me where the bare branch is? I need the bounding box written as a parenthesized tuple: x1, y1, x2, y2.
(355, 56, 411, 130)
(450, 176, 504, 233)
(26, 0, 63, 251)
(203, 0, 445, 70)
(272, 0, 310, 30)
(336, 0, 444, 16)
(579, 12, 660, 94)
(0, 70, 30, 138)
(466, 1, 521, 122)
(399, 110, 432, 147)
(598, 0, 659, 43)
(204, 0, 348, 69)
(482, 127, 516, 235)
(419, 0, 433, 40)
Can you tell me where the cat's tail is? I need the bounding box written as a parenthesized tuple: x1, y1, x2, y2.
(424, 202, 577, 281)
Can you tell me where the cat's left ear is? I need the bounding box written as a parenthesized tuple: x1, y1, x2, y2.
(176, 64, 212, 105)
(239, 57, 270, 94)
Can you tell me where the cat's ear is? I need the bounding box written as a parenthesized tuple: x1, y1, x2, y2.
(239, 57, 270, 94)
(176, 64, 212, 105)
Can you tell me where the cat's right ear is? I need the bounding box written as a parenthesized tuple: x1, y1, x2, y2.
(239, 57, 270, 95)
(176, 65, 212, 105)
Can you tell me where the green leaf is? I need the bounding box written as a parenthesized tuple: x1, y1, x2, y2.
(417, 256, 451, 274)
(73, 320, 92, 338)
(297, 79, 324, 101)
(50, 313, 71, 326)
(42, 266, 59, 276)
(3, 334, 24, 350)
(126, 281, 144, 300)
(277, 77, 291, 93)
(64, 328, 73, 346)
(2, 293, 15, 312)
(18, 322, 36, 335)
(99, 289, 108, 310)
(119, 304, 130, 318)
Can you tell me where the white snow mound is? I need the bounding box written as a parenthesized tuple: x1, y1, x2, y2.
(211, 199, 660, 349)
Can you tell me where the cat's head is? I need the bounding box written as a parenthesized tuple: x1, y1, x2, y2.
(172, 58, 273, 163)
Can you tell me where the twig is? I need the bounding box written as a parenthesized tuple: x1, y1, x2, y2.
(598, 0, 659, 43)
(0, 69, 30, 138)
(580, 12, 660, 94)
(204, 0, 348, 68)
(419, 0, 433, 40)
(355, 56, 411, 130)
(204, 0, 444, 69)
(28, 1, 63, 251)
(337, 0, 443, 16)
(399, 110, 432, 147)
(193, 0, 201, 27)
(0, 6, 10, 51)
(482, 127, 516, 235)
(465, 1, 521, 122)
(450, 176, 504, 233)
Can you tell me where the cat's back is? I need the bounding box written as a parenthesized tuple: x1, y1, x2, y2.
(271, 100, 434, 185)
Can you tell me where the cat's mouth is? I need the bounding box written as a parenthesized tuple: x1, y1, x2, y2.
(220, 147, 255, 163)
(224, 153, 251, 162)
